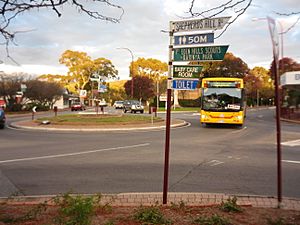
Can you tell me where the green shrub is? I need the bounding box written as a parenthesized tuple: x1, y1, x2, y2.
(133, 205, 172, 224)
(170, 201, 186, 211)
(193, 214, 231, 225)
(53, 193, 101, 225)
(179, 98, 201, 107)
(220, 196, 243, 213)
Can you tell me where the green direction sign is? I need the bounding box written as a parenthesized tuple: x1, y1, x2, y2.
(173, 45, 229, 62)
(173, 65, 202, 79)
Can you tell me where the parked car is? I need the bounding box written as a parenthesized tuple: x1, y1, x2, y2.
(123, 100, 144, 114)
(0, 108, 5, 129)
(113, 101, 124, 109)
(71, 102, 86, 111)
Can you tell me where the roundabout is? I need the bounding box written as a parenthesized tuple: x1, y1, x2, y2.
(9, 113, 188, 132)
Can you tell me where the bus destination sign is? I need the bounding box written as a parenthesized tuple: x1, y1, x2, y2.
(173, 65, 202, 79)
(173, 45, 229, 62)
(207, 81, 239, 88)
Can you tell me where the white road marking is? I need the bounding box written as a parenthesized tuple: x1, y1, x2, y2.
(281, 139, 300, 147)
(0, 143, 150, 164)
(208, 160, 224, 166)
(282, 160, 300, 164)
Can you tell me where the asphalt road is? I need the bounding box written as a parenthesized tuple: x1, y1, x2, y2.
(0, 107, 299, 198)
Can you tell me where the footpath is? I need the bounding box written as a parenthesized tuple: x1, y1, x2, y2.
(3, 109, 300, 210)
(1, 192, 300, 210)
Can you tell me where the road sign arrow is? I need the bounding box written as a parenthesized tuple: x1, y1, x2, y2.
(182, 36, 187, 45)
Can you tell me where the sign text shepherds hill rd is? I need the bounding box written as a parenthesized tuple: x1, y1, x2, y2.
(172, 17, 231, 32)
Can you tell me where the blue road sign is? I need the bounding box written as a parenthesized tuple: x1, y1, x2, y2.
(172, 79, 199, 90)
(174, 33, 214, 46)
(98, 84, 107, 93)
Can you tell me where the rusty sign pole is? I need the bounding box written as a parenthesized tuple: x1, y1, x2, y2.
(274, 56, 282, 205)
(267, 16, 282, 206)
(163, 22, 173, 205)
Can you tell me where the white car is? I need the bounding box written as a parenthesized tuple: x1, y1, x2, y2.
(123, 100, 144, 113)
(113, 101, 124, 109)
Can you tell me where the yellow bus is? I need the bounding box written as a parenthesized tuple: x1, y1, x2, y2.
(200, 77, 245, 126)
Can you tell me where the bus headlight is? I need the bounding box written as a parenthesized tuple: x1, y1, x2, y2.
(235, 115, 243, 120)
(201, 114, 208, 119)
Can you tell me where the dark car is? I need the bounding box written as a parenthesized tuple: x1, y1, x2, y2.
(0, 108, 5, 129)
(71, 102, 86, 111)
(123, 100, 144, 114)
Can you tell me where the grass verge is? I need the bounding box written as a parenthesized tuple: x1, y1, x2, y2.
(36, 114, 163, 125)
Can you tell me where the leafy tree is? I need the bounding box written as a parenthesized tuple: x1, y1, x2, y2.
(59, 50, 118, 94)
(131, 58, 167, 79)
(24, 80, 64, 109)
(131, 57, 168, 101)
(248, 67, 274, 106)
(244, 72, 262, 106)
(270, 57, 300, 78)
(0, 73, 24, 111)
(201, 52, 249, 78)
(108, 80, 127, 103)
(124, 76, 155, 102)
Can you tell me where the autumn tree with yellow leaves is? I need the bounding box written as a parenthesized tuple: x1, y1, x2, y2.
(127, 57, 168, 102)
(59, 50, 118, 94)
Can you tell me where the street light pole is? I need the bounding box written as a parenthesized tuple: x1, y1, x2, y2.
(117, 47, 134, 98)
(277, 21, 284, 71)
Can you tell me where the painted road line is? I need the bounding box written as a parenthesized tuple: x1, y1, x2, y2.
(282, 139, 300, 147)
(208, 160, 224, 167)
(0, 143, 150, 164)
(282, 160, 300, 164)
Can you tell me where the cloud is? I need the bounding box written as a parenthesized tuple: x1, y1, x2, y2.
(0, 0, 299, 79)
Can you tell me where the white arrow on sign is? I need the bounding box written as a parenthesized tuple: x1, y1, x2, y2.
(178, 36, 187, 45)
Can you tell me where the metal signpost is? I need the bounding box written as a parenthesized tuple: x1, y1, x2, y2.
(267, 16, 282, 207)
(163, 17, 230, 205)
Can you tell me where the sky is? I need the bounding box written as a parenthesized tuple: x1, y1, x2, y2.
(0, 0, 300, 80)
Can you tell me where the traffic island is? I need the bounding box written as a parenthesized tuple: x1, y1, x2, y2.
(10, 114, 188, 132)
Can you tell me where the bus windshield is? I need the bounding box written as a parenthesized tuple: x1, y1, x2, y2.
(202, 88, 242, 112)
